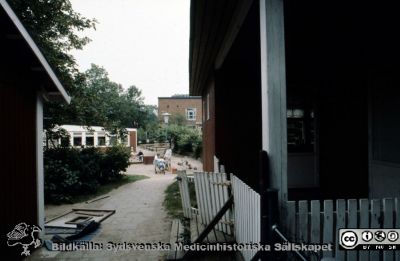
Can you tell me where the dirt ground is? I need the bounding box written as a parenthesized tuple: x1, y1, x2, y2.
(28, 148, 202, 261)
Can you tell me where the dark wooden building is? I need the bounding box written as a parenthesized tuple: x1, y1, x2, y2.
(190, 0, 400, 203)
(0, 0, 70, 257)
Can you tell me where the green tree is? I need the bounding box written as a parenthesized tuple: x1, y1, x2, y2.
(169, 114, 186, 126)
(10, 1, 158, 142)
(9, 0, 97, 134)
(62, 64, 157, 137)
(9, 0, 96, 86)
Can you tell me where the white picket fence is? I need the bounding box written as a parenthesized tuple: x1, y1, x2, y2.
(231, 174, 261, 261)
(179, 170, 400, 261)
(193, 172, 233, 235)
(177, 172, 192, 218)
(285, 198, 400, 261)
(177, 171, 233, 235)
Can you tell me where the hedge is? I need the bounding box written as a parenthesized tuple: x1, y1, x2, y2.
(44, 145, 131, 203)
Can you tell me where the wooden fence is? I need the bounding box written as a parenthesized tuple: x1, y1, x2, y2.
(177, 171, 233, 235)
(177, 172, 192, 218)
(193, 172, 233, 235)
(179, 171, 400, 261)
(285, 198, 400, 261)
(231, 174, 261, 261)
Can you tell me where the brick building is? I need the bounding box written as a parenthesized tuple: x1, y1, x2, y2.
(158, 96, 202, 128)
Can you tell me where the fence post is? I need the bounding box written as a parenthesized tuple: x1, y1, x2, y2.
(259, 150, 279, 260)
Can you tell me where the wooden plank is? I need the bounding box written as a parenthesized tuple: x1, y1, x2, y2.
(190, 215, 199, 243)
(176, 220, 185, 260)
(199, 172, 209, 224)
(250, 189, 257, 257)
(202, 172, 210, 224)
(167, 219, 179, 260)
(256, 192, 261, 243)
(217, 173, 226, 233)
(241, 179, 246, 245)
(238, 176, 243, 243)
(183, 174, 192, 218)
(192, 195, 234, 244)
(244, 184, 248, 247)
(383, 198, 394, 261)
(246, 186, 251, 245)
(231, 175, 236, 238)
(197, 173, 207, 225)
(232, 176, 238, 241)
(298, 201, 309, 243)
(213, 156, 219, 172)
(209, 173, 218, 230)
(359, 199, 370, 261)
(323, 200, 334, 258)
(287, 201, 296, 242)
(204, 173, 214, 242)
(396, 198, 400, 261)
(177, 174, 187, 218)
(180, 174, 187, 218)
(225, 173, 232, 234)
(245, 186, 250, 260)
(335, 199, 346, 261)
(219, 173, 227, 232)
(193, 173, 203, 224)
(241, 180, 246, 245)
(310, 200, 320, 261)
(236, 176, 241, 243)
(254, 189, 258, 243)
(370, 199, 381, 261)
(213, 173, 223, 231)
(222, 173, 231, 234)
(260, 0, 288, 204)
(180, 174, 189, 218)
(347, 199, 358, 261)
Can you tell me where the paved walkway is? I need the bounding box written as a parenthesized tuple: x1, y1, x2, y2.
(29, 149, 202, 261)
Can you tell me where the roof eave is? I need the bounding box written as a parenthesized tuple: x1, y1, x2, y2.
(0, 0, 71, 104)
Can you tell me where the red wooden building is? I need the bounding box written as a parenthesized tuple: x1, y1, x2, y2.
(0, 0, 70, 258)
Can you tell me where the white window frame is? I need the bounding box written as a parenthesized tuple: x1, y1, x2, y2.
(186, 108, 196, 121)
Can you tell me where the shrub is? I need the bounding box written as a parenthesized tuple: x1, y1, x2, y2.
(163, 124, 202, 158)
(99, 145, 131, 183)
(44, 145, 131, 204)
(44, 159, 80, 203)
(78, 147, 102, 192)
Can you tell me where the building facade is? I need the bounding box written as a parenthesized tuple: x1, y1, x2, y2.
(53, 125, 137, 152)
(0, 0, 70, 258)
(158, 96, 202, 128)
(190, 1, 400, 259)
(190, 0, 400, 201)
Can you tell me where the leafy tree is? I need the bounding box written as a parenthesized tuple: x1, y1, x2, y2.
(169, 114, 186, 126)
(9, 0, 96, 86)
(8, 0, 98, 135)
(10, 1, 158, 142)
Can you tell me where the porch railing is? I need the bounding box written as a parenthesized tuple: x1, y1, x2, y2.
(285, 198, 400, 261)
(231, 174, 261, 261)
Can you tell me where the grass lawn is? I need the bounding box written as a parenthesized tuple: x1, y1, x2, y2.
(163, 181, 184, 219)
(163, 180, 197, 219)
(71, 174, 149, 204)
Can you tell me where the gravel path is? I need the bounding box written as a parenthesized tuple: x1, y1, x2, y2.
(29, 148, 202, 261)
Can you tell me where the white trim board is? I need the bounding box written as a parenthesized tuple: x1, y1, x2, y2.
(0, 0, 71, 103)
